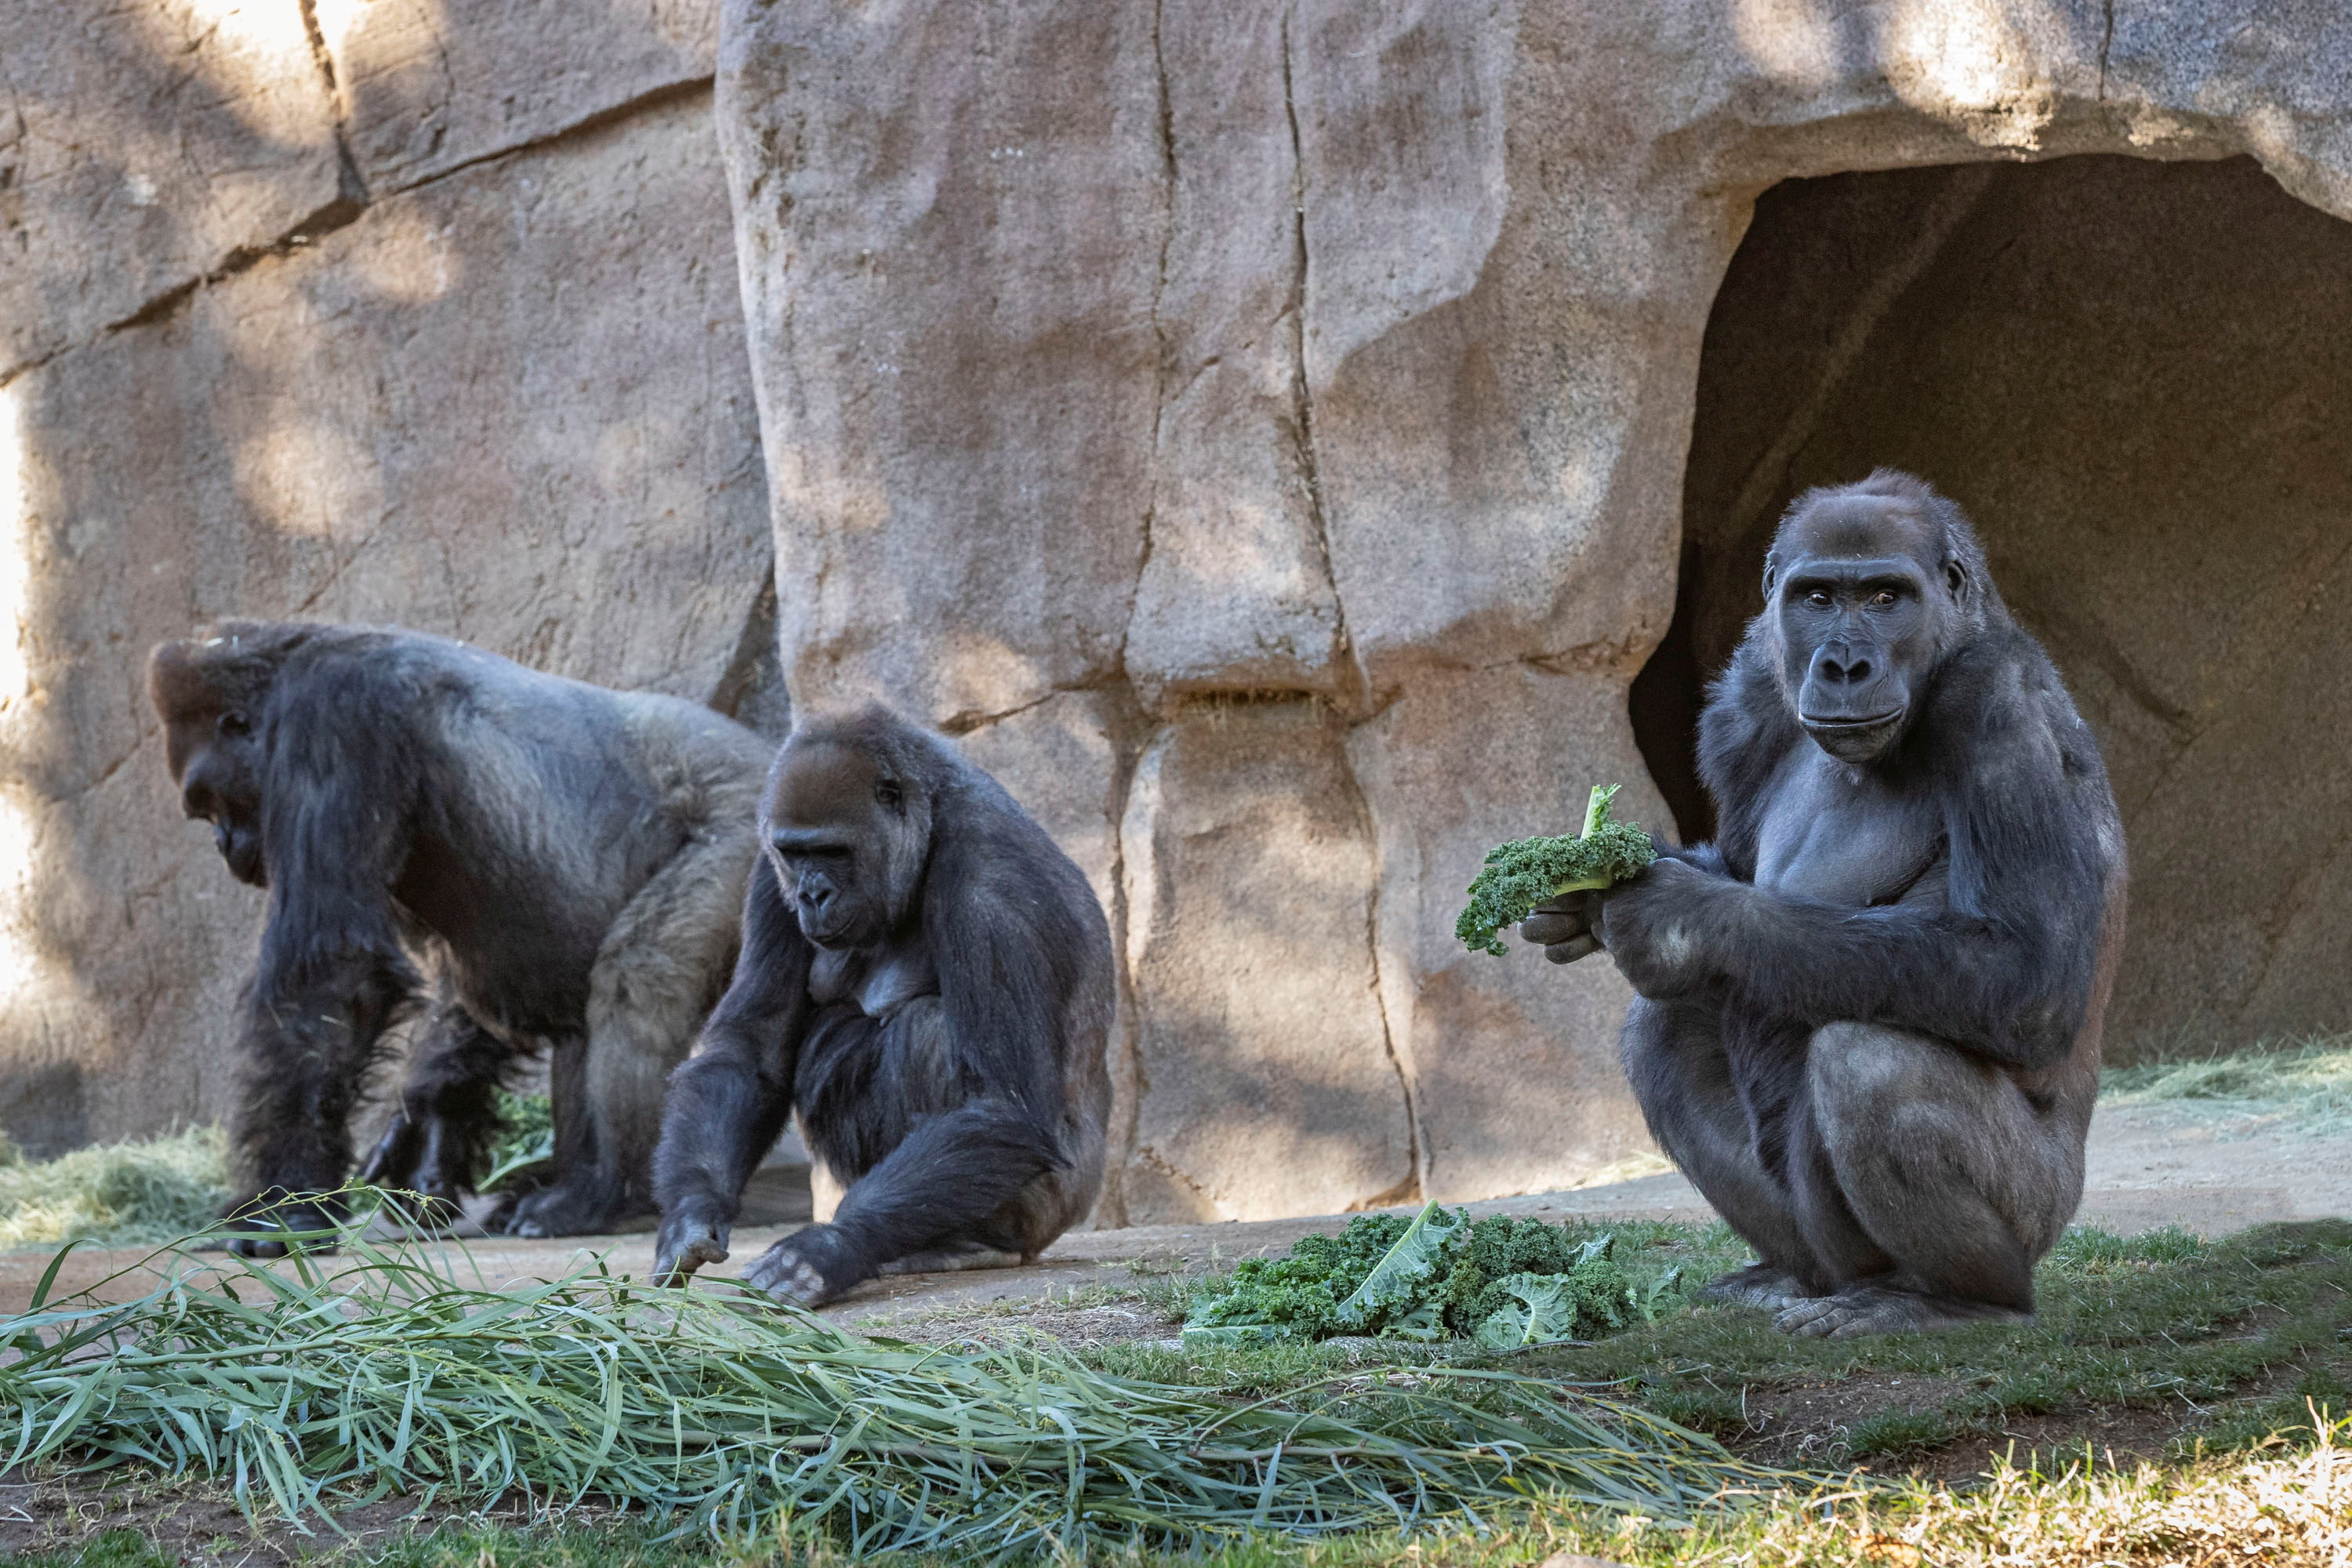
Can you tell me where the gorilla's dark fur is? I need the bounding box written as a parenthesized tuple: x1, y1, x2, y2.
(1523, 471, 2126, 1337)
(149, 621, 773, 1255)
(652, 706, 1113, 1308)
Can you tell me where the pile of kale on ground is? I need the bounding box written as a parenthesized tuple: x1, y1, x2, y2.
(1182, 1205, 1692, 1348)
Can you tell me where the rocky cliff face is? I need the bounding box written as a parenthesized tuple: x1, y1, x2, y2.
(0, 0, 774, 1155)
(714, 0, 2352, 1223)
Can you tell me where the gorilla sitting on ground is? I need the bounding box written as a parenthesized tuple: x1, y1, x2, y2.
(151, 621, 774, 1254)
(652, 706, 1113, 1308)
(1523, 471, 2126, 1337)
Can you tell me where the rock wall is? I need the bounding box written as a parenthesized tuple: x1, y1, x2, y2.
(0, 0, 773, 1155)
(718, 0, 2352, 1223)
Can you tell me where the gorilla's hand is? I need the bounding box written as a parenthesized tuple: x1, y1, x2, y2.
(1583, 855, 1724, 999)
(1519, 892, 1600, 964)
(652, 1201, 731, 1287)
(743, 1223, 866, 1308)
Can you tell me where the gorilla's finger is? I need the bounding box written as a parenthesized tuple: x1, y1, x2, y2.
(1519, 910, 1588, 946)
(1527, 891, 1590, 916)
(654, 1216, 731, 1287)
(744, 1243, 830, 1307)
(1543, 934, 1602, 965)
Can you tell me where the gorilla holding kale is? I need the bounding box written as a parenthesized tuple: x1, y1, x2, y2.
(1521, 471, 2126, 1338)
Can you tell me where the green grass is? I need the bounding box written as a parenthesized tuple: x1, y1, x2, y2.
(15, 1415, 2352, 1568)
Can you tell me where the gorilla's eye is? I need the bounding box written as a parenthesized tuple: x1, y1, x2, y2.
(874, 779, 903, 811)
(1870, 590, 1898, 608)
(217, 710, 252, 739)
(1806, 590, 1832, 608)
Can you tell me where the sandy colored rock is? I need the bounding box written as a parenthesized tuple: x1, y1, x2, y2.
(1117, 701, 1411, 1221)
(321, 0, 720, 193)
(718, 0, 1161, 728)
(0, 0, 347, 376)
(0, 93, 768, 1154)
(721, 0, 2352, 1215)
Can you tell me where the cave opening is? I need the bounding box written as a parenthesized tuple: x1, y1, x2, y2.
(1632, 153, 2352, 1058)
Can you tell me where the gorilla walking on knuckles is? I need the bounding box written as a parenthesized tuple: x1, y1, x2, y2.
(151, 622, 773, 1254)
(1523, 471, 2125, 1337)
(653, 707, 1112, 1308)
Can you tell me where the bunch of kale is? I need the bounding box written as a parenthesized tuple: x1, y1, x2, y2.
(1454, 784, 1658, 957)
(1182, 1203, 1686, 1351)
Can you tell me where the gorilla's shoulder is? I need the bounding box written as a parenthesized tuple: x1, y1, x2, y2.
(1920, 619, 2106, 786)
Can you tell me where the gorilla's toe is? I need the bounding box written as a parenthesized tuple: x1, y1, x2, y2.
(1700, 1262, 1811, 1311)
(1775, 1283, 2029, 1338)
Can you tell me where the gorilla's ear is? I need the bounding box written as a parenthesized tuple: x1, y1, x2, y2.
(1760, 555, 1779, 601)
(1944, 557, 1969, 600)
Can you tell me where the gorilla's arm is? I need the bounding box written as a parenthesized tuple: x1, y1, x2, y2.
(924, 821, 1083, 1143)
(651, 862, 813, 1283)
(1599, 699, 2114, 1072)
(231, 673, 425, 1246)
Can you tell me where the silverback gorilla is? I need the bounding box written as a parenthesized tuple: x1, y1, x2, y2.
(652, 707, 1113, 1307)
(1523, 472, 2126, 1337)
(150, 622, 773, 1255)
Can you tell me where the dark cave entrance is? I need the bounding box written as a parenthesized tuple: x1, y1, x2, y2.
(1631, 154, 2352, 1057)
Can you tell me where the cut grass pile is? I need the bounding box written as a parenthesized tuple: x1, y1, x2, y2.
(2103, 1034, 2352, 1134)
(16, 1420, 2350, 1567)
(0, 1127, 230, 1249)
(0, 1229, 1766, 1556)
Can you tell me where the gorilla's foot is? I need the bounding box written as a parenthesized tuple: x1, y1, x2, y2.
(742, 1225, 865, 1308)
(1775, 1283, 2031, 1338)
(503, 1177, 637, 1239)
(1700, 1263, 1812, 1311)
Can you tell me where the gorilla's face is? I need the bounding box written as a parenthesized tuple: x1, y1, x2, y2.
(1767, 497, 1963, 767)
(764, 737, 928, 951)
(167, 706, 268, 887)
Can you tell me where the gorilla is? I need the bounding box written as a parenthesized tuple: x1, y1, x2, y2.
(150, 621, 774, 1254)
(652, 706, 1113, 1308)
(1523, 471, 2126, 1337)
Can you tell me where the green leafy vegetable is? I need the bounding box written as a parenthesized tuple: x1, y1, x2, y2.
(1455, 783, 1659, 957)
(1332, 1200, 1465, 1332)
(1185, 1203, 1690, 1349)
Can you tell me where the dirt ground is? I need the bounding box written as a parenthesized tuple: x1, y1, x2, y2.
(0, 1099, 2340, 1332)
